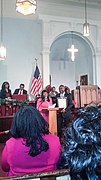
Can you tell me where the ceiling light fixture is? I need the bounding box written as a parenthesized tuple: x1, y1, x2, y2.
(0, 0, 6, 61)
(83, 0, 90, 37)
(16, 0, 37, 15)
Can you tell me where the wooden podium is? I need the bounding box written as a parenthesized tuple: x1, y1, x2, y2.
(42, 107, 60, 135)
(48, 108, 59, 135)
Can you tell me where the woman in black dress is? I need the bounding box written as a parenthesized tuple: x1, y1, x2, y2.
(0, 81, 12, 99)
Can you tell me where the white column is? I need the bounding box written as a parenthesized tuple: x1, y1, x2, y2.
(41, 49, 50, 88)
(97, 26, 101, 52)
(96, 26, 101, 86)
(41, 19, 51, 88)
(96, 52, 101, 87)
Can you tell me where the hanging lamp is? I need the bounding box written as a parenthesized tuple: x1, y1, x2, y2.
(83, 0, 90, 37)
(0, 0, 6, 61)
(16, 0, 37, 15)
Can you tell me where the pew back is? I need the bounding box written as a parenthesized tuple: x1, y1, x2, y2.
(0, 169, 70, 180)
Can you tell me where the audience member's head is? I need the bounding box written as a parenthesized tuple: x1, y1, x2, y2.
(41, 89, 50, 102)
(60, 105, 101, 180)
(10, 106, 49, 157)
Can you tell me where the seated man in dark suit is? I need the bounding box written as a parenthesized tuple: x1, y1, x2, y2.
(13, 84, 27, 95)
(56, 84, 73, 141)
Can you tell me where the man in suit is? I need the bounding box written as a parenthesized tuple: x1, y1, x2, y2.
(13, 84, 27, 95)
(56, 84, 73, 141)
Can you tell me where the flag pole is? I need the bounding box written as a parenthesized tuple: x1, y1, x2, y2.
(35, 58, 38, 65)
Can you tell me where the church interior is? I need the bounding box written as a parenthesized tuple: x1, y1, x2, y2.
(0, 0, 101, 179)
(0, 0, 101, 92)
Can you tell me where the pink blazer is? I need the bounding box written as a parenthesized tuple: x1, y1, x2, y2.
(37, 98, 52, 122)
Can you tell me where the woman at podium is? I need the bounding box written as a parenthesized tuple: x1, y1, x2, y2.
(37, 89, 52, 122)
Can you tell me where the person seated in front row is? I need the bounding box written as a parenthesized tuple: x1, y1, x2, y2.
(13, 83, 27, 95)
(0, 81, 12, 99)
(1, 106, 61, 176)
(59, 105, 101, 180)
(36, 89, 52, 122)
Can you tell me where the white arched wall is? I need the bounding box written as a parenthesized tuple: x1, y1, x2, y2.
(50, 31, 96, 90)
(40, 15, 99, 88)
(78, 33, 96, 85)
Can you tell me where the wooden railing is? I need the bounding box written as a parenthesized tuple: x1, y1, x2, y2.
(0, 169, 70, 180)
(0, 101, 36, 117)
(72, 85, 101, 108)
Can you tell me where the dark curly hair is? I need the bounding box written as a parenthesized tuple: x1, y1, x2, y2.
(60, 105, 101, 180)
(10, 106, 49, 157)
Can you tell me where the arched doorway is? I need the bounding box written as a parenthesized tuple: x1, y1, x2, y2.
(50, 31, 96, 91)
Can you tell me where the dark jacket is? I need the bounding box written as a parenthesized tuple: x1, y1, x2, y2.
(13, 89, 27, 95)
(56, 92, 73, 112)
(0, 89, 12, 99)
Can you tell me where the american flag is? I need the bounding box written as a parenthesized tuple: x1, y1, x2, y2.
(30, 65, 42, 97)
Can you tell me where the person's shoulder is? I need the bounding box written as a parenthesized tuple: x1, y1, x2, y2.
(5, 137, 15, 146)
(44, 134, 61, 149)
(56, 93, 60, 97)
(5, 138, 24, 152)
(14, 88, 19, 91)
(37, 97, 42, 102)
(1, 89, 4, 92)
(6, 137, 22, 145)
(24, 89, 27, 93)
(65, 93, 72, 97)
(13, 89, 18, 94)
(44, 134, 60, 142)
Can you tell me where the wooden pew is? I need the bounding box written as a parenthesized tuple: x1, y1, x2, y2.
(0, 169, 70, 180)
